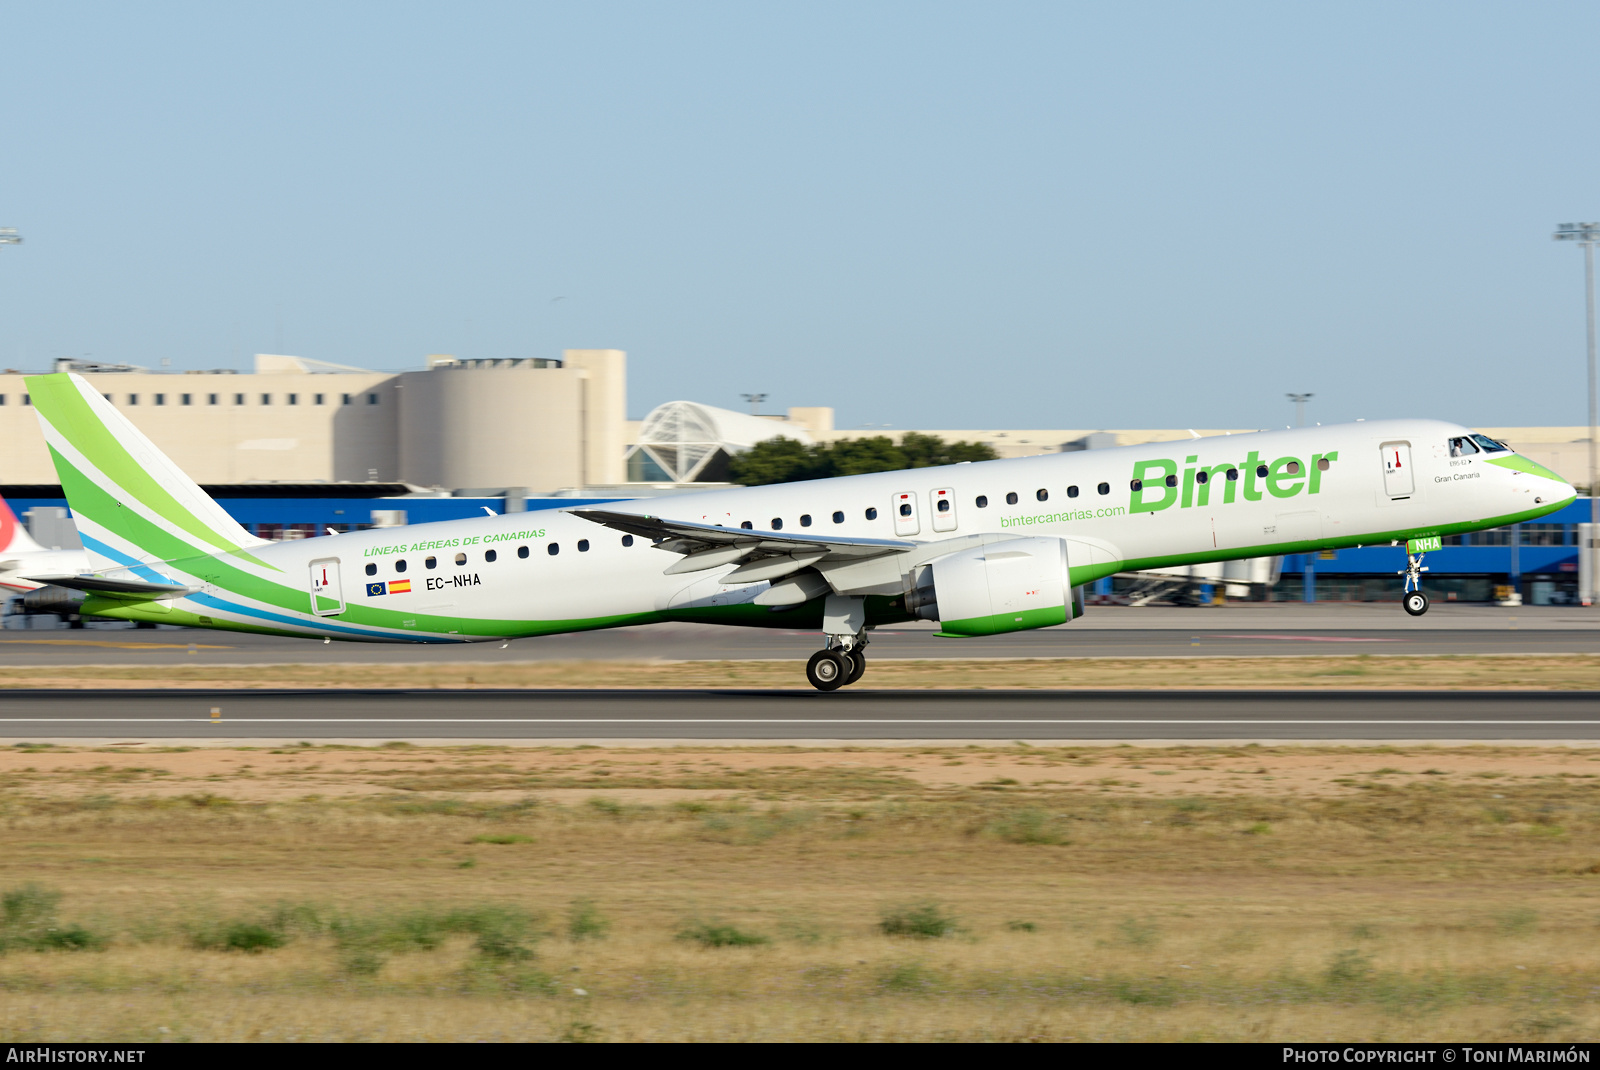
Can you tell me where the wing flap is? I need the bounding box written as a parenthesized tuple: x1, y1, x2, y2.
(568, 508, 915, 560)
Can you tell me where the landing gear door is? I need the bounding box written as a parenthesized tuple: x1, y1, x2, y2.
(893, 492, 921, 536)
(1381, 442, 1414, 498)
(310, 557, 345, 617)
(930, 487, 957, 532)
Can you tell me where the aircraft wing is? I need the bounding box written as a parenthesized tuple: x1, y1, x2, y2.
(566, 508, 915, 577)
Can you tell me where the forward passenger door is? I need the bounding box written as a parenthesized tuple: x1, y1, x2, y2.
(1381, 442, 1414, 499)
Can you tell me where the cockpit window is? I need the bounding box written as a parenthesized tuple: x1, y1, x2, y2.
(1471, 434, 1510, 454)
(1448, 437, 1479, 457)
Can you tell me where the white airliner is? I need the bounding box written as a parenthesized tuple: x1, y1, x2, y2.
(0, 496, 90, 597)
(20, 372, 1575, 689)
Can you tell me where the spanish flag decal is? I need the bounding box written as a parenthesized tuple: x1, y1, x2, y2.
(390, 579, 412, 594)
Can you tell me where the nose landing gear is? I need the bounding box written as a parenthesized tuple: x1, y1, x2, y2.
(1399, 550, 1430, 616)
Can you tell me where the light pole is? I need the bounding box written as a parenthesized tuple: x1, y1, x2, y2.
(1287, 392, 1313, 427)
(740, 393, 768, 416)
(1554, 223, 1600, 605)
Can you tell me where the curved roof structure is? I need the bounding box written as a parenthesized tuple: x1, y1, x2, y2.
(627, 400, 812, 483)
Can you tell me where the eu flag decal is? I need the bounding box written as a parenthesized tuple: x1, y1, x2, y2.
(366, 581, 387, 597)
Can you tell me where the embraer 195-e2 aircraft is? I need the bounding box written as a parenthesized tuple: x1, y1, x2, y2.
(20, 372, 1577, 690)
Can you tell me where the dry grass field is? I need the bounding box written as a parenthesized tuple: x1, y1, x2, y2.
(1, 741, 1599, 1041)
(2, 652, 1600, 690)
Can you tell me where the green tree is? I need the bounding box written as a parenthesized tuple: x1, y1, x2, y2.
(898, 432, 1000, 468)
(729, 433, 1000, 486)
(828, 436, 907, 476)
(726, 437, 832, 486)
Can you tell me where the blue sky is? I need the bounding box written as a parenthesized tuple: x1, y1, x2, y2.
(2, 2, 1597, 430)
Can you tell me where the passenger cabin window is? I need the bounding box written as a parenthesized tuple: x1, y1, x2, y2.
(1316, 458, 1331, 471)
(1164, 474, 1178, 487)
(1005, 492, 1018, 505)
(395, 559, 408, 573)
(741, 521, 753, 529)
(577, 540, 589, 552)
(1449, 436, 1480, 457)
(1226, 468, 1239, 481)
(1285, 462, 1301, 475)
(425, 556, 437, 569)
(1255, 464, 1269, 478)
(800, 514, 812, 527)
(365, 563, 377, 576)
(454, 553, 467, 565)
(1130, 479, 1143, 492)
(621, 535, 634, 547)
(975, 495, 988, 508)
(936, 499, 950, 512)
(517, 546, 529, 558)
(485, 549, 497, 562)
(832, 511, 844, 524)
(548, 543, 560, 555)
(1036, 489, 1048, 501)
(1196, 470, 1209, 484)
(771, 518, 783, 530)
(865, 507, 878, 520)
(1097, 482, 1110, 495)
(1067, 485, 1078, 497)
(898, 503, 912, 517)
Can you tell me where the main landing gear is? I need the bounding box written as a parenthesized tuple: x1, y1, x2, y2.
(806, 594, 870, 691)
(1399, 551, 1430, 617)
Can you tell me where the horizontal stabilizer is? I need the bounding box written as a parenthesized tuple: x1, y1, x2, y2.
(20, 575, 197, 600)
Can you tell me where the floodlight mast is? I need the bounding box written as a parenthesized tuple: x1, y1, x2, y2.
(1287, 393, 1313, 428)
(0, 228, 20, 247)
(740, 392, 768, 416)
(1554, 222, 1600, 605)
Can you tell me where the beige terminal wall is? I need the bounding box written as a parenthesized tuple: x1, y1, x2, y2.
(0, 371, 399, 484)
(396, 349, 626, 490)
(0, 349, 625, 491)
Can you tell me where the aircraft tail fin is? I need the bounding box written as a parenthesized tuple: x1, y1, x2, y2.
(0, 497, 45, 555)
(23, 373, 268, 571)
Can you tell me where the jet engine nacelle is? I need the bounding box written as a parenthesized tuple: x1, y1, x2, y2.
(903, 535, 1082, 636)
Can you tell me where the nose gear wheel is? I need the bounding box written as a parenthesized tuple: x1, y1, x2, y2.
(1397, 550, 1430, 616)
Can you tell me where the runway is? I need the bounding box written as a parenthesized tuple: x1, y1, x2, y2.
(3, 604, 1598, 665)
(5, 688, 1599, 741)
